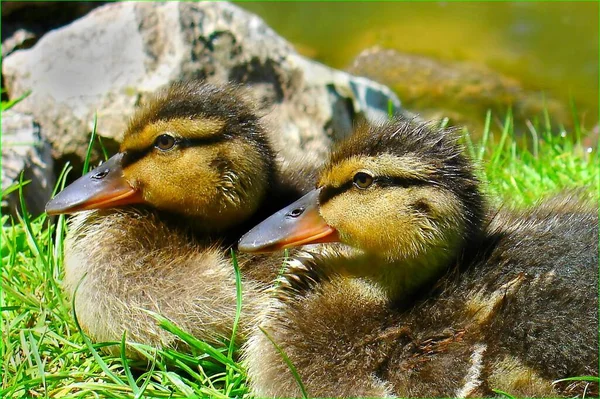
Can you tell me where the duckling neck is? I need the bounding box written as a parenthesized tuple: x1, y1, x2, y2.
(156, 210, 256, 246)
(339, 248, 460, 303)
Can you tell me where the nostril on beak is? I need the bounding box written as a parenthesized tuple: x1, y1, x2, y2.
(287, 207, 305, 218)
(91, 169, 110, 180)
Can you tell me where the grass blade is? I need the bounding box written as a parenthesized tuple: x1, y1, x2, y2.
(120, 331, 141, 397)
(463, 127, 476, 160)
(135, 352, 158, 399)
(387, 99, 394, 119)
(259, 326, 308, 398)
(226, 249, 243, 392)
(147, 310, 240, 371)
(492, 388, 516, 399)
(227, 249, 243, 361)
(554, 376, 600, 383)
(2, 180, 31, 198)
(82, 112, 99, 175)
(1, 90, 31, 111)
(491, 108, 512, 169)
(477, 109, 492, 162)
(27, 331, 48, 398)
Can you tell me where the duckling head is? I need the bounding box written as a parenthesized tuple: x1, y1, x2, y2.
(46, 82, 275, 232)
(240, 118, 485, 267)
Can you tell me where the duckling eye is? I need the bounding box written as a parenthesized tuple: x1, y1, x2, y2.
(155, 134, 176, 151)
(353, 172, 374, 189)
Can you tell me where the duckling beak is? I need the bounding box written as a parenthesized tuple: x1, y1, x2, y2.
(238, 188, 339, 253)
(45, 153, 143, 215)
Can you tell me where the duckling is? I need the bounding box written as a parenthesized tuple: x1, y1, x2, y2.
(46, 81, 313, 355)
(238, 118, 598, 398)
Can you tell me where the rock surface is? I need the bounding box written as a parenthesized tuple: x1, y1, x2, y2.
(1, 28, 36, 58)
(1, 110, 55, 216)
(348, 47, 571, 134)
(3, 1, 402, 180)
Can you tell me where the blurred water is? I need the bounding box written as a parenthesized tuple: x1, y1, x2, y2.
(238, 2, 599, 127)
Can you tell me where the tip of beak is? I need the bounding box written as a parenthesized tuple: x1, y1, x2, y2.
(45, 201, 62, 216)
(45, 193, 80, 215)
(238, 234, 276, 253)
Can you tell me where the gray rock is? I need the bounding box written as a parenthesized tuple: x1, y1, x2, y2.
(2, 1, 402, 175)
(1, 28, 37, 58)
(1, 110, 55, 216)
(347, 47, 571, 133)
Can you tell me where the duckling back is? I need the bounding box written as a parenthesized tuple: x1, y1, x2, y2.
(384, 194, 598, 397)
(238, 117, 598, 398)
(243, 194, 598, 398)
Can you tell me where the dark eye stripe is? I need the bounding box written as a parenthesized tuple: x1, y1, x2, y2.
(123, 147, 151, 166)
(180, 135, 230, 147)
(375, 176, 429, 188)
(319, 181, 354, 204)
(122, 135, 231, 167)
(318, 176, 429, 205)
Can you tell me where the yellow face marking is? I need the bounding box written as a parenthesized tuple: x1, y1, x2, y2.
(121, 117, 226, 152)
(318, 154, 436, 188)
(319, 184, 464, 260)
(120, 136, 268, 228)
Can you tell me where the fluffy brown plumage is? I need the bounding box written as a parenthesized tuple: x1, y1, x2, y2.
(49, 81, 314, 355)
(240, 118, 598, 398)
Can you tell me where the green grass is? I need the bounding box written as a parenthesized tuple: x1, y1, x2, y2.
(1, 111, 598, 398)
(463, 109, 598, 207)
